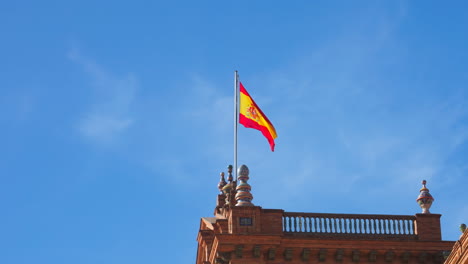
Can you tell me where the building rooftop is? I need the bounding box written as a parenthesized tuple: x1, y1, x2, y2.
(196, 165, 456, 264)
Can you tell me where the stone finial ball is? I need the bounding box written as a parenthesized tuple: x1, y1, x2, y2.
(460, 223, 467, 233)
(238, 165, 249, 177)
(422, 180, 427, 185)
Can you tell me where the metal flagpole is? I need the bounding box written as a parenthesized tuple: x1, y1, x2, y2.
(234, 70, 239, 182)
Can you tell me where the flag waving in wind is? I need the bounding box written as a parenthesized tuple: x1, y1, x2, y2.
(239, 82, 277, 151)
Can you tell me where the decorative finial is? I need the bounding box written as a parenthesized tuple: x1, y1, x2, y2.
(218, 172, 227, 194)
(416, 180, 434, 214)
(227, 165, 233, 183)
(235, 165, 254, 206)
(460, 223, 467, 234)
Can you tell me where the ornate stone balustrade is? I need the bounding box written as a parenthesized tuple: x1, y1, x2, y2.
(283, 212, 417, 239)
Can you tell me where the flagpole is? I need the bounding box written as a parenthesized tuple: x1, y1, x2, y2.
(234, 70, 239, 182)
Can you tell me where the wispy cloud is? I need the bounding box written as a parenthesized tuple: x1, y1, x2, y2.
(68, 49, 137, 145)
(78, 115, 133, 142)
(232, 4, 468, 219)
(139, 73, 234, 186)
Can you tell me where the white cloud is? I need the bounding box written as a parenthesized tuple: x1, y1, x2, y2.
(79, 114, 133, 143)
(138, 73, 235, 186)
(224, 5, 468, 222)
(68, 49, 137, 145)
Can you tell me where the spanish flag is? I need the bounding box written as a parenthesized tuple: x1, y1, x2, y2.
(239, 82, 277, 151)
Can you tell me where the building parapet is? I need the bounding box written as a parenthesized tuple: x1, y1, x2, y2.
(283, 212, 417, 240)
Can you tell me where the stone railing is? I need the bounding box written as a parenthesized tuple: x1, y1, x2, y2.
(283, 212, 417, 239)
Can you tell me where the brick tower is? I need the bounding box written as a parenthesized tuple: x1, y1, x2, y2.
(196, 165, 455, 264)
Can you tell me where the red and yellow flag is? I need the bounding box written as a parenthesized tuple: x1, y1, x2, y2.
(239, 82, 277, 151)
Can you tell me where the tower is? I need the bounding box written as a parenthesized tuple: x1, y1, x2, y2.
(196, 166, 455, 264)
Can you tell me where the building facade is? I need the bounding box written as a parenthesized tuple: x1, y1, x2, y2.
(445, 225, 468, 264)
(196, 165, 455, 264)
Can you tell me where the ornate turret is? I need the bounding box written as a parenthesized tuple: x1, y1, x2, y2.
(416, 180, 434, 214)
(221, 165, 237, 206)
(217, 172, 227, 194)
(235, 165, 254, 206)
(227, 165, 233, 183)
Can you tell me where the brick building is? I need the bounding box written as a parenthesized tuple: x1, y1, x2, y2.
(196, 165, 455, 264)
(445, 225, 468, 264)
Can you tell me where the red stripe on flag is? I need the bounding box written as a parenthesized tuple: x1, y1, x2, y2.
(239, 114, 276, 151)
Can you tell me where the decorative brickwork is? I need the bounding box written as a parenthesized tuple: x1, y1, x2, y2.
(445, 227, 468, 264)
(196, 166, 455, 264)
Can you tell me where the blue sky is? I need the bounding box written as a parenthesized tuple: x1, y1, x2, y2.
(1, 1, 468, 263)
